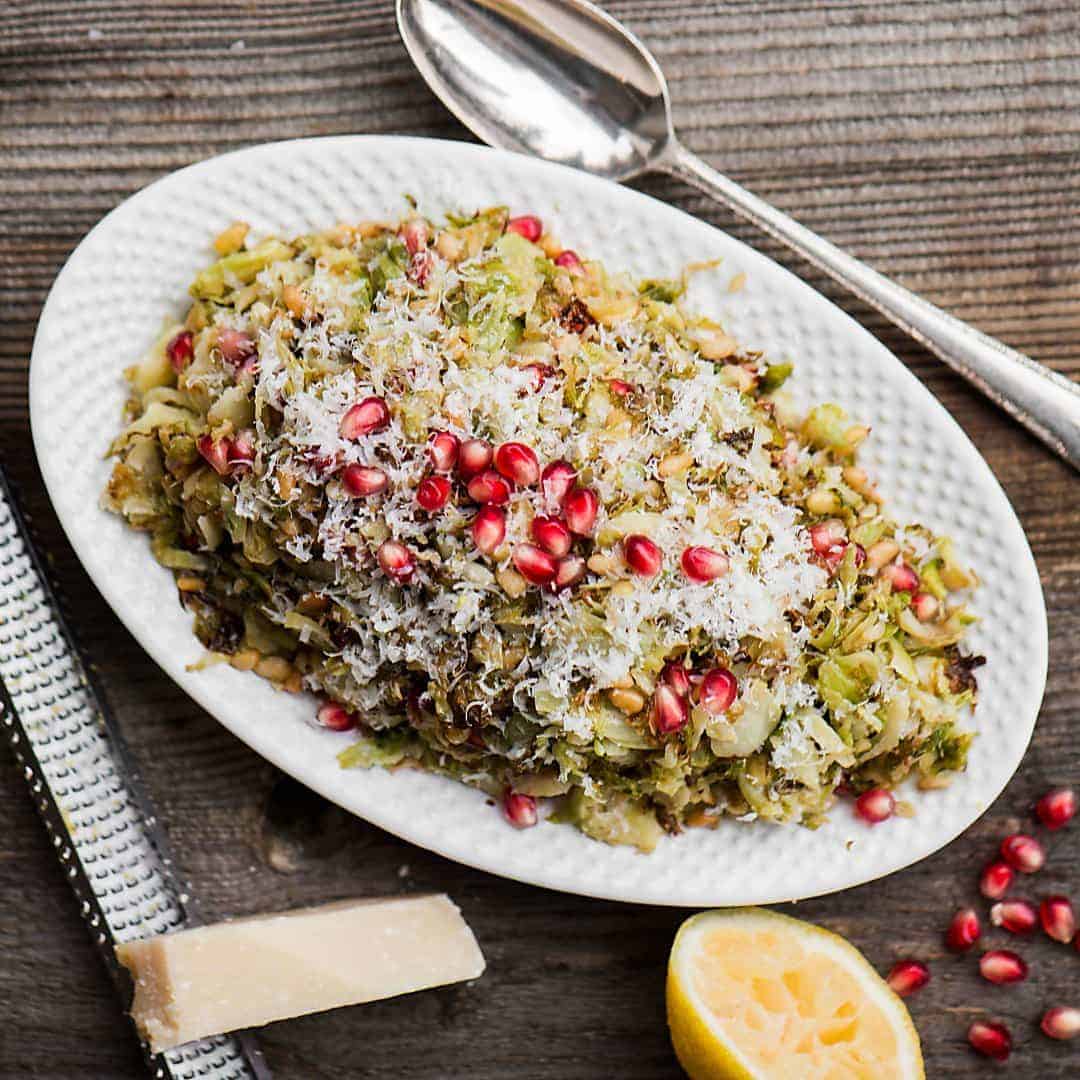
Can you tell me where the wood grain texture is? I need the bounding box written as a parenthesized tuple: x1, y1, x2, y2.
(1, 1, 1078, 1076)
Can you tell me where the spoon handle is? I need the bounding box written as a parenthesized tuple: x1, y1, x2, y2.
(663, 142, 1080, 469)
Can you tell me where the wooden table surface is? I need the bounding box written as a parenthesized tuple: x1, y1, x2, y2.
(2, 1, 1078, 1076)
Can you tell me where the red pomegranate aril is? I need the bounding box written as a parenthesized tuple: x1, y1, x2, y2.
(610, 378, 635, 397)
(886, 960, 929, 998)
(471, 506, 506, 555)
(166, 330, 194, 372)
(416, 475, 452, 512)
(428, 431, 460, 472)
(652, 684, 689, 734)
(1000, 833, 1045, 873)
(911, 592, 939, 621)
(503, 789, 538, 829)
(1039, 895, 1076, 943)
(1036, 786, 1076, 830)
(315, 702, 356, 732)
(400, 218, 429, 254)
(218, 327, 256, 365)
(980, 861, 1015, 900)
(553, 555, 586, 591)
(229, 429, 255, 468)
(660, 661, 691, 697)
(506, 214, 542, 242)
(541, 460, 577, 507)
(531, 516, 572, 558)
(990, 899, 1037, 935)
(968, 1020, 1012, 1061)
(467, 470, 511, 505)
(340, 396, 391, 439)
(458, 438, 493, 478)
(809, 520, 846, 556)
(1041, 1006, 1080, 1040)
(197, 434, 231, 476)
(377, 540, 415, 584)
(563, 487, 599, 536)
(513, 543, 558, 586)
(946, 907, 982, 952)
(408, 249, 433, 285)
(623, 534, 663, 577)
(699, 668, 738, 715)
(854, 788, 895, 825)
(341, 464, 389, 496)
(681, 546, 730, 583)
(520, 363, 555, 394)
(494, 441, 540, 486)
(882, 561, 919, 593)
(979, 949, 1028, 985)
(554, 249, 583, 272)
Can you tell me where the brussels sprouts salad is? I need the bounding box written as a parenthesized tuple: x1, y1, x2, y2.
(104, 207, 982, 851)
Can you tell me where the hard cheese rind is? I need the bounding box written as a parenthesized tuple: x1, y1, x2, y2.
(116, 893, 485, 1052)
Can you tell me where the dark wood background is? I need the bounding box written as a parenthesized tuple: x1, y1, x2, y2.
(2, 1, 1078, 1076)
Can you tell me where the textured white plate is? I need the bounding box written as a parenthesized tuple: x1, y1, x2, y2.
(30, 136, 1047, 906)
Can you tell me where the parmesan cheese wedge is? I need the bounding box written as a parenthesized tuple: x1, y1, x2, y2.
(116, 894, 485, 1052)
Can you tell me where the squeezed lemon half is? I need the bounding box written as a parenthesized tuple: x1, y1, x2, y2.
(667, 908, 924, 1080)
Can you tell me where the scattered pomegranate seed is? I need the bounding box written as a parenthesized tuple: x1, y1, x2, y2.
(400, 218, 429, 254)
(341, 464, 389, 497)
(494, 441, 540, 486)
(408, 249, 434, 285)
(911, 591, 939, 621)
(471, 506, 506, 555)
(217, 327, 256, 365)
(340, 396, 391, 439)
(990, 899, 1037, 935)
(699, 668, 738, 715)
(681, 546, 730, 583)
(882, 561, 919, 592)
(980, 861, 1015, 900)
(377, 540, 415, 584)
(563, 487, 599, 536)
(1000, 833, 1045, 873)
(521, 363, 556, 393)
(541, 460, 577, 507)
(506, 214, 542, 242)
(968, 1020, 1012, 1061)
(1036, 786, 1076, 830)
(531, 516, 572, 558)
(553, 555, 586, 591)
(467, 470, 512, 505)
(416, 475, 452, 512)
(610, 378, 635, 397)
(1041, 1006, 1080, 1040)
(660, 661, 691, 697)
(197, 434, 231, 476)
(886, 960, 929, 998)
(851, 543, 867, 568)
(503, 789, 538, 829)
(428, 431, 460, 472)
(854, 788, 895, 825)
(228, 429, 255, 468)
(809, 520, 847, 558)
(1039, 895, 1076, 943)
(512, 543, 558, 586)
(651, 684, 689, 734)
(458, 438, 493, 478)
(623, 534, 663, 577)
(946, 907, 982, 952)
(315, 702, 356, 732)
(979, 949, 1028, 985)
(554, 249, 583, 272)
(166, 330, 194, 372)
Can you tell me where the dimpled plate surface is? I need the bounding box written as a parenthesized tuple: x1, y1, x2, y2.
(30, 137, 1047, 906)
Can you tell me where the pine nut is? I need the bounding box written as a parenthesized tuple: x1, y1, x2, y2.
(609, 687, 647, 714)
(229, 648, 260, 672)
(496, 566, 529, 598)
(804, 488, 839, 515)
(212, 221, 249, 256)
(610, 673, 635, 689)
(254, 656, 294, 683)
(175, 575, 205, 593)
(282, 671, 304, 694)
(282, 284, 309, 318)
(611, 580, 636, 598)
(587, 553, 618, 575)
(866, 539, 900, 569)
(658, 451, 693, 477)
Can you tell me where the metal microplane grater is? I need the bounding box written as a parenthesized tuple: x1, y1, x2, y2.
(0, 467, 271, 1080)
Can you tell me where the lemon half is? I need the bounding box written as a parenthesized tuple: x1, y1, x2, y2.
(667, 908, 924, 1080)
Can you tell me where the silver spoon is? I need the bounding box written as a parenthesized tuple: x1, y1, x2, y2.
(397, 0, 1080, 469)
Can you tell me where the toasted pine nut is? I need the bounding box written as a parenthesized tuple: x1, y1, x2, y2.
(845, 425, 871, 449)
(609, 687, 647, 715)
(254, 656, 294, 682)
(537, 233, 562, 258)
(276, 472, 295, 500)
(176, 575, 205, 593)
(282, 284, 309, 318)
(610, 580, 636, 598)
(283, 671, 304, 694)
(805, 488, 839, 516)
(658, 451, 693, 478)
(357, 220, 389, 238)
(693, 329, 737, 360)
(866, 539, 900, 569)
(213, 221, 249, 256)
(435, 231, 466, 262)
(587, 553, 618, 575)
(229, 648, 259, 672)
(842, 466, 868, 489)
(497, 566, 529, 598)
(610, 672, 635, 690)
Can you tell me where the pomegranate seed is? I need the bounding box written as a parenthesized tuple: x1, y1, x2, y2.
(428, 431, 460, 472)
(1036, 786, 1076, 830)
(457, 438, 493, 478)
(980, 861, 1015, 900)
(541, 460, 577, 507)
(681, 546, 730, 583)
(377, 540, 415, 584)
(315, 702, 356, 732)
(228, 429, 255, 468)
(506, 214, 542, 242)
(408, 249, 433, 286)
(494, 441, 540, 486)
(911, 591, 938, 621)
(340, 396, 390, 439)
(522, 363, 555, 393)
(886, 960, 929, 998)
(1000, 833, 1045, 873)
(1039, 895, 1076, 943)
(554, 249, 583, 272)
(166, 330, 194, 372)
(217, 327, 256, 365)
(512, 543, 558, 586)
(563, 487, 599, 536)
(699, 668, 738, 715)
(1041, 1006, 1080, 1040)
(990, 899, 1037, 934)
(809, 520, 846, 556)
(882, 561, 919, 592)
(400, 218, 428, 254)
(553, 555, 586, 591)
(851, 543, 867, 568)
(341, 464, 389, 496)
(946, 907, 982, 952)
(968, 1020, 1012, 1061)
(979, 949, 1028, 984)
(854, 788, 895, 824)
(652, 684, 689, 734)
(197, 434, 231, 476)
(503, 789, 538, 829)
(531, 516, 572, 558)
(471, 507, 506, 555)
(623, 534, 663, 577)
(467, 470, 512, 505)
(416, 475, 452, 512)
(660, 661, 691, 697)
(610, 378, 635, 397)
